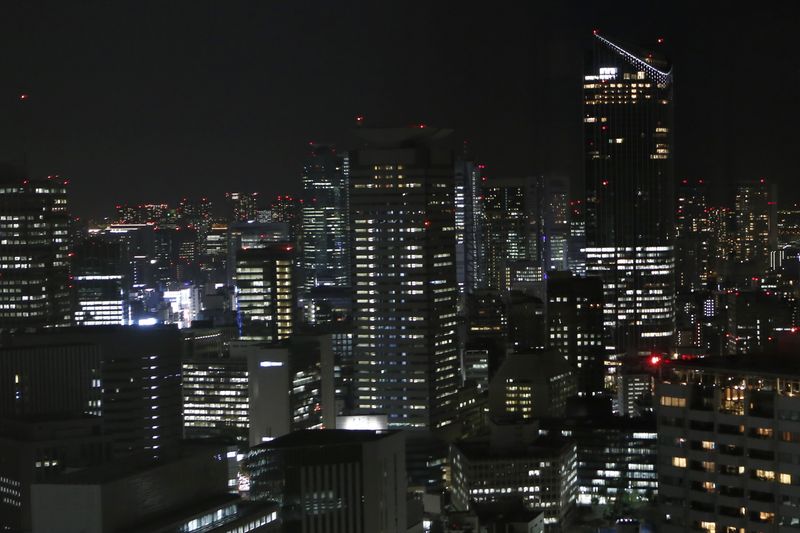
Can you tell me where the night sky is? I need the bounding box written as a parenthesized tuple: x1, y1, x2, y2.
(0, 1, 797, 217)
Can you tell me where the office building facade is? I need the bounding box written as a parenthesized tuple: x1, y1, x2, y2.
(300, 144, 350, 291)
(350, 127, 460, 429)
(0, 170, 70, 330)
(583, 33, 675, 357)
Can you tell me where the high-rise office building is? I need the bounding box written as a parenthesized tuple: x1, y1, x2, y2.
(777, 203, 800, 244)
(542, 177, 570, 272)
(0, 168, 70, 330)
(181, 328, 250, 443)
(70, 238, 126, 326)
(234, 244, 296, 342)
(350, 127, 459, 429)
(538, 401, 658, 508)
(567, 199, 587, 276)
(454, 159, 485, 298)
(2, 326, 183, 460)
(300, 144, 350, 291)
(547, 272, 605, 395)
(488, 351, 577, 421)
(96, 223, 156, 289)
(450, 425, 577, 530)
(114, 203, 171, 225)
(583, 32, 675, 357)
(676, 179, 711, 292)
(269, 195, 303, 241)
(224, 191, 259, 223)
(657, 354, 800, 532)
(735, 178, 776, 271)
(482, 177, 538, 292)
(245, 429, 407, 533)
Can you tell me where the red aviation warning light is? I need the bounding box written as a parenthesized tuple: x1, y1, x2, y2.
(649, 355, 662, 366)
(19, 93, 29, 101)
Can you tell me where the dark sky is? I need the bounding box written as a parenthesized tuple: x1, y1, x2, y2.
(0, 1, 797, 217)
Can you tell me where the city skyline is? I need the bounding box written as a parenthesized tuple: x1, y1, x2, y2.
(3, 5, 800, 532)
(0, 2, 798, 217)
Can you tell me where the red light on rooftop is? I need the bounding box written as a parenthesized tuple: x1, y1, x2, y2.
(592, 29, 599, 35)
(284, 244, 293, 252)
(649, 355, 662, 366)
(760, 178, 766, 184)
(19, 93, 28, 101)
(423, 220, 431, 228)
(601, 180, 609, 186)
(417, 123, 427, 129)
(657, 37, 664, 44)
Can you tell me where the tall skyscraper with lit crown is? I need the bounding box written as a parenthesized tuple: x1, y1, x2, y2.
(583, 32, 675, 357)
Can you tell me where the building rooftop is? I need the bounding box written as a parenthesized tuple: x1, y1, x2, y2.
(256, 429, 399, 450)
(668, 354, 800, 379)
(453, 434, 571, 461)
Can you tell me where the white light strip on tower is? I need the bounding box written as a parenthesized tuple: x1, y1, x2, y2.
(594, 33, 671, 84)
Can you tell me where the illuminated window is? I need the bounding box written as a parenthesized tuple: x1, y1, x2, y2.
(755, 469, 775, 481)
(672, 457, 687, 468)
(780, 473, 792, 484)
(660, 396, 686, 407)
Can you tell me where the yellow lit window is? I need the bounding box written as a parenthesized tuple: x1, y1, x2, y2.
(672, 457, 687, 468)
(660, 396, 686, 407)
(755, 469, 775, 481)
(781, 473, 792, 484)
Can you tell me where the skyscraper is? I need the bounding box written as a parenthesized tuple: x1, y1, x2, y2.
(350, 127, 459, 429)
(224, 191, 259, 223)
(481, 177, 538, 292)
(583, 32, 675, 357)
(300, 144, 350, 291)
(0, 168, 70, 330)
(234, 243, 296, 342)
(547, 271, 605, 395)
(71, 238, 126, 326)
(734, 178, 776, 271)
(454, 159, 485, 298)
(542, 176, 570, 272)
(676, 179, 711, 292)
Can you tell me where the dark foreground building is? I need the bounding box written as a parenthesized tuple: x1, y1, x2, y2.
(245, 429, 406, 532)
